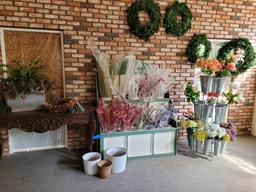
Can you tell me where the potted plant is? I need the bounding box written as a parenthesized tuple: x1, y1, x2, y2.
(193, 130, 208, 153)
(0, 60, 52, 112)
(214, 127, 226, 156)
(180, 118, 204, 151)
(220, 133, 231, 155)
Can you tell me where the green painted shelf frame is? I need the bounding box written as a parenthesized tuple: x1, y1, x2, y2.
(100, 127, 177, 160)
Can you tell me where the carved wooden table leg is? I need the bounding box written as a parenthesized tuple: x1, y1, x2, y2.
(89, 113, 96, 152)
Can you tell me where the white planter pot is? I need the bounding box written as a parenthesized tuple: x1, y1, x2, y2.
(220, 141, 227, 155)
(105, 147, 127, 173)
(214, 140, 221, 156)
(82, 152, 101, 175)
(6, 93, 46, 112)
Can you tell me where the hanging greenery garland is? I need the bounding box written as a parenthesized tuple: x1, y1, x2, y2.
(186, 34, 212, 63)
(217, 38, 255, 74)
(164, 1, 192, 36)
(127, 0, 161, 41)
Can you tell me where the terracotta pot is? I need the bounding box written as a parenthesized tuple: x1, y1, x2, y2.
(97, 160, 112, 179)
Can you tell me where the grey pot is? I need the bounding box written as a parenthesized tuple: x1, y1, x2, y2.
(214, 140, 222, 156)
(203, 139, 212, 156)
(200, 76, 212, 95)
(6, 93, 46, 112)
(194, 101, 205, 120)
(211, 77, 226, 95)
(220, 141, 228, 155)
(196, 139, 201, 153)
(202, 104, 214, 122)
(215, 104, 228, 124)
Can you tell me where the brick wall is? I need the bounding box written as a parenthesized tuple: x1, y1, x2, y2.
(0, 0, 255, 140)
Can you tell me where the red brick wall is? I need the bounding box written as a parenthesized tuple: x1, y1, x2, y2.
(0, 0, 255, 139)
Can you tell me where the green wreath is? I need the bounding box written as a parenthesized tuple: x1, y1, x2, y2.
(186, 34, 212, 63)
(127, 0, 161, 41)
(164, 1, 192, 36)
(217, 38, 255, 74)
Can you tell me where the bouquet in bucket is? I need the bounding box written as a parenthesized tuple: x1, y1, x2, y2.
(96, 96, 143, 133)
(195, 57, 237, 77)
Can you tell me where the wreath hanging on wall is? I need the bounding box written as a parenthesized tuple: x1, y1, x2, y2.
(127, 0, 161, 41)
(186, 34, 212, 63)
(217, 38, 255, 74)
(164, 1, 192, 36)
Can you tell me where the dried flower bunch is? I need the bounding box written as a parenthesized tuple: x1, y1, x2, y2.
(140, 103, 172, 129)
(97, 97, 143, 133)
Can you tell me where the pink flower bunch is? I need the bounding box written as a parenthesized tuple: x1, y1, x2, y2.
(138, 74, 165, 98)
(97, 97, 143, 133)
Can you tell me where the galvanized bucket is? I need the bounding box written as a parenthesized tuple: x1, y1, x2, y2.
(211, 77, 226, 95)
(215, 104, 227, 124)
(194, 101, 205, 120)
(200, 76, 212, 95)
(202, 104, 214, 122)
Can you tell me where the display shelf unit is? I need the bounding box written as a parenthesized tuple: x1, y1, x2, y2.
(100, 127, 177, 160)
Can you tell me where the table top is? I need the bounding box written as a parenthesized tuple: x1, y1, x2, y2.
(0, 104, 95, 133)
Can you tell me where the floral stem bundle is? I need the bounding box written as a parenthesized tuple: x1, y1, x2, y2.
(97, 97, 143, 133)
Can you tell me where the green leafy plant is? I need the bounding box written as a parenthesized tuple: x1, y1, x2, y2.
(0, 60, 52, 99)
(184, 82, 200, 103)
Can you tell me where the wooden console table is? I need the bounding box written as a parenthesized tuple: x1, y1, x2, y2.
(0, 105, 96, 157)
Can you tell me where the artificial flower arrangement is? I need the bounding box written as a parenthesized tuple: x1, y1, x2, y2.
(139, 102, 173, 130)
(220, 123, 237, 141)
(223, 88, 244, 105)
(195, 56, 237, 77)
(193, 130, 208, 141)
(96, 96, 143, 133)
(179, 118, 205, 129)
(184, 82, 200, 103)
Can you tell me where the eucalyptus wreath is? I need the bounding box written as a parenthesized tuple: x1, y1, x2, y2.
(127, 0, 161, 41)
(164, 1, 192, 36)
(217, 38, 255, 74)
(186, 34, 212, 63)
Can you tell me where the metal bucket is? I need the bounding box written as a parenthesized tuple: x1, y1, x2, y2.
(194, 101, 205, 120)
(202, 104, 214, 122)
(215, 104, 227, 124)
(200, 76, 212, 95)
(211, 77, 226, 95)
